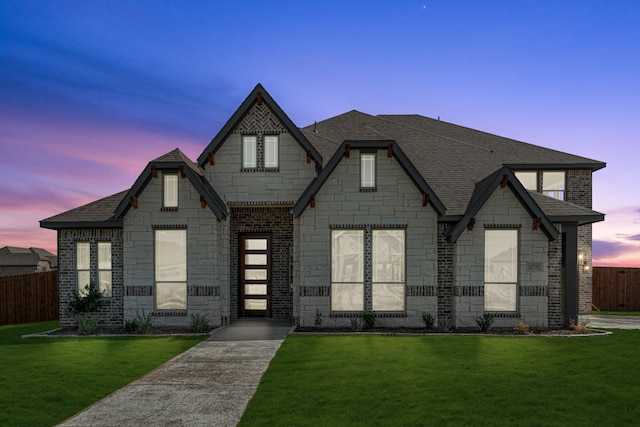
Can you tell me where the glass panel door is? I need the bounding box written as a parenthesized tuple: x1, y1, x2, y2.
(240, 234, 271, 317)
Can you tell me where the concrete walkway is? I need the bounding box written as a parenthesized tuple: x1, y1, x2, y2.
(580, 314, 640, 330)
(57, 320, 293, 427)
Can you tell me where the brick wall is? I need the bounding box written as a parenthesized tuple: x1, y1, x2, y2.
(230, 206, 294, 320)
(58, 228, 123, 327)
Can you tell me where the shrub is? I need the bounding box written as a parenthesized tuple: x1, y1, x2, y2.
(75, 313, 100, 335)
(361, 311, 376, 330)
(476, 313, 494, 333)
(189, 313, 210, 333)
(134, 310, 155, 334)
(438, 319, 453, 332)
(67, 284, 103, 316)
(421, 312, 436, 330)
(534, 323, 547, 334)
(350, 317, 363, 332)
(314, 308, 323, 327)
(569, 318, 589, 334)
(513, 321, 530, 335)
(124, 319, 138, 333)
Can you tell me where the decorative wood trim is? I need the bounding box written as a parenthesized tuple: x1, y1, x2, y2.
(151, 165, 158, 178)
(310, 194, 315, 208)
(306, 150, 311, 164)
(467, 217, 475, 231)
(130, 196, 138, 209)
(256, 92, 263, 105)
(423, 193, 430, 207)
(345, 143, 350, 158)
(501, 175, 509, 188)
(532, 217, 541, 230)
(200, 195, 206, 208)
(208, 152, 215, 165)
(178, 165, 186, 178)
(387, 143, 393, 158)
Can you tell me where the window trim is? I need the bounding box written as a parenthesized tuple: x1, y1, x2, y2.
(330, 227, 406, 313)
(97, 242, 112, 298)
(484, 229, 519, 312)
(360, 152, 377, 190)
(76, 242, 90, 296)
(154, 229, 187, 311)
(242, 135, 258, 169)
(542, 171, 565, 200)
(264, 134, 279, 169)
(163, 173, 179, 209)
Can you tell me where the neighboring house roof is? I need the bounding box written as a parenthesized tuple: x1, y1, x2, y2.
(292, 140, 446, 217)
(0, 246, 58, 269)
(114, 148, 228, 221)
(300, 111, 606, 217)
(40, 191, 127, 229)
(197, 83, 323, 169)
(444, 166, 559, 243)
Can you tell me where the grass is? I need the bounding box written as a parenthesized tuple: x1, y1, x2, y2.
(0, 321, 206, 426)
(592, 310, 640, 316)
(240, 332, 640, 426)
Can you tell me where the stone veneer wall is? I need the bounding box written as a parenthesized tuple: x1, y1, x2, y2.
(295, 149, 438, 328)
(230, 206, 294, 320)
(122, 171, 228, 327)
(453, 186, 550, 329)
(57, 228, 123, 327)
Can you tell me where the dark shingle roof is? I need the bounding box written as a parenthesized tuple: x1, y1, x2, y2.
(301, 111, 605, 216)
(40, 191, 127, 229)
(0, 246, 57, 267)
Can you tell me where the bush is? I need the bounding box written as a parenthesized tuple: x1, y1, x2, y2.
(67, 284, 103, 316)
(75, 313, 100, 335)
(534, 323, 547, 334)
(124, 319, 138, 333)
(189, 313, 210, 333)
(361, 311, 376, 330)
(314, 308, 323, 327)
(476, 313, 494, 333)
(350, 317, 363, 332)
(421, 312, 436, 330)
(569, 318, 589, 334)
(134, 310, 155, 334)
(438, 319, 453, 332)
(513, 321, 530, 335)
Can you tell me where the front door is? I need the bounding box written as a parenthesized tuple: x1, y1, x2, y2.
(239, 234, 271, 317)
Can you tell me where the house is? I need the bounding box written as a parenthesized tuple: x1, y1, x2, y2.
(0, 246, 58, 276)
(40, 84, 605, 329)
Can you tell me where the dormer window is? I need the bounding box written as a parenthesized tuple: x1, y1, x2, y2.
(242, 136, 257, 168)
(163, 173, 178, 208)
(360, 152, 376, 190)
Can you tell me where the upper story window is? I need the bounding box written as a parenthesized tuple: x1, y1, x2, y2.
(514, 171, 537, 191)
(360, 153, 376, 190)
(484, 229, 518, 312)
(543, 171, 565, 200)
(264, 135, 279, 168)
(163, 173, 178, 208)
(242, 135, 279, 170)
(242, 136, 258, 168)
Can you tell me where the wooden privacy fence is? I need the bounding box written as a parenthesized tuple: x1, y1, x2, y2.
(0, 270, 58, 325)
(592, 267, 640, 311)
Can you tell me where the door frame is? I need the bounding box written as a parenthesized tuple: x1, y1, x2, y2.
(239, 233, 272, 317)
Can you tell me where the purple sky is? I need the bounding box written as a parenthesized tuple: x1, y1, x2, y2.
(1, 1, 639, 266)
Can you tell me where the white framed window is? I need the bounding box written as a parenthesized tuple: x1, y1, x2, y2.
(360, 153, 376, 189)
(155, 229, 187, 310)
(542, 171, 565, 200)
(331, 230, 364, 311)
(98, 242, 112, 297)
(484, 229, 518, 312)
(163, 173, 178, 208)
(372, 230, 405, 311)
(331, 228, 406, 312)
(242, 135, 257, 168)
(514, 171, 537, 191)
(264, 135, 279, 168)
(76, 242, 90, 296)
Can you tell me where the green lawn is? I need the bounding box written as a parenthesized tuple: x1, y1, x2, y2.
(0, 321, 205, 426)
(240, 332, 640, 426)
